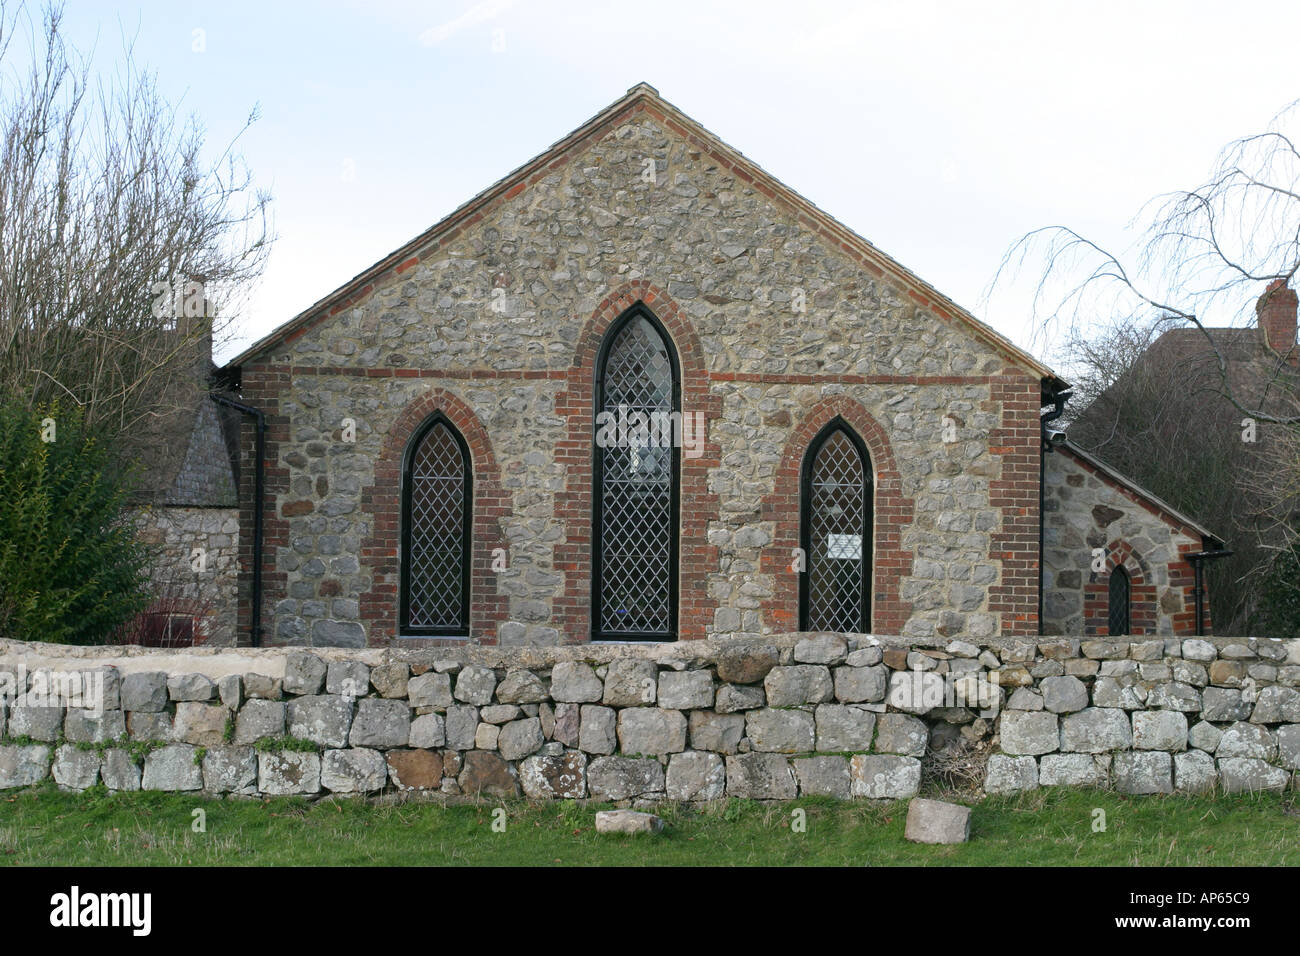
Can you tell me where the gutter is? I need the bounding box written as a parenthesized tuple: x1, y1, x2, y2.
(209, 393, 266, 647)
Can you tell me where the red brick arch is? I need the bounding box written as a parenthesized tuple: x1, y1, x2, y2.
(761, 396, 915, 634)
(359, 387, 509, 645)
(1084, 539, 1157, 636)
(552, 280, 723, 642)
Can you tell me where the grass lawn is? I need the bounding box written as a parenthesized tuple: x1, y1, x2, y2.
(0, 783, 1296, 866)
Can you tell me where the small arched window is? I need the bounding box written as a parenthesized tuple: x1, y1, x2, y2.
(800, 419, 872, 632)
(592, 304, 679, 641)
(401, 415, 472, 636)
(1108, 566, 1131, 636)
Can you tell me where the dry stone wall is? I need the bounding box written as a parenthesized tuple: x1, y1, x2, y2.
(1, 633, 1296, 801)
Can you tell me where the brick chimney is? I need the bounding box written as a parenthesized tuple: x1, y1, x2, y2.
(1256, 278, 1298, 364)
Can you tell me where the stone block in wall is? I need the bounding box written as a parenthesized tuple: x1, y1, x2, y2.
(1114, 752, 1173, 794)
(454, 666, 498, 706)
(1132, 711, 1188, 752)
(498, 718, 544, 761)
(550, 662, 603, 703)
(850, 755, 921, 799)
(168, 673, 216, 702)
(64, 708, 126, 744)
(1250, 686, 1300, 725)
(833, 665, 887, 704)
(1216, 722, 1276, 761)
(321, 748, 387, 793)
(1129, 640, 1164, 661)
(887, 670, 948, 714)
(1039, 753, 1109, 787)
(688, 711, 744, 754)
(794, 634, 848, 665)
(218, 675, 242, 710)
(1201, 688, 1252, 722)
(52, 745, 100, 790)
(1040, 676, 1088, 714)
(873, 713, 928, 757)
(174, 702, 229, 747)
(1217, 757, 1289, 793)
(258, 751, 321, 795)
(9, 705, 64, 742)
(726, 753, 797, 800)
(459, 751, 519, 798)
(549, 702, 578, 747)
(143, 744, 203, 791)
(236, 700, 286, 744)
(386, 750, 442, 790)
(1278, 725, 1300, 770)
(579, 705, 617, 755)
(326, 661, 371, 698)
(746, 709, 815, 754)
(520, 751, 587, 799)
(370, 663, 410, 699)
(716, 644, 778, 685)
(793, 755, 851, 800)
(283, 653, 327, 696)
(287, 695, 354, 749)
(121, 672, 169, 712)
(1000, 711, 1059, 756)
(1060, 708, 1132, 753)
(847, 646, 884, 667)
(475, 722, 499, 751)
(617, 708, 687, 756)
(588, 756, 665, 801)
(1171, 661, 1208, 688)
(1092, 677, 1145, 710)
(1081, 641, 1128, 660)
(349, 699, 411, 749)
(1065, 659, 1099, 678)
(603, 660, 658, 707)
(1146, 682, 1201, 713)
(814, 705, 876, 752)
(127, 712, 173, 743)
(409, 713, 445, 749)
(244, 674, 282, 700)
(496, 669, 548, 704)
(1182, 639, 1217, 662)
(1007, 688, 1043, 711)
(665, 751, 726, 801)
(1173, 750, 1217, 793)
(202, 746, 258, 793)
(764, 666, 833, 707)
(1208, 660, 1246, 687)
(408, 672, 453, 709)
(1187, 721, 1221, 753)
(0, 744, 49, 788)
(658, 671, 714, 710)
(102, 749, 141, 791)
(715, 684, 765, 713)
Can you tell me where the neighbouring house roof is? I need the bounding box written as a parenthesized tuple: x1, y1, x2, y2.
(1056, 438, 1226, 550)
(222, 83, 1067, 394)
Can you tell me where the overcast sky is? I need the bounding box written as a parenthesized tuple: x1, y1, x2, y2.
(47, 0, 1300, 367)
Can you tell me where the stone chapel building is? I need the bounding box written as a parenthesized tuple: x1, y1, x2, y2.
(209, 83, 1225, 648)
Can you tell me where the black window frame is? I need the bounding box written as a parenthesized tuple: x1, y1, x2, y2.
(591, 302, 681, 642)
(1108, 565, 1131, 636)
(799, 417, 873, 633)
(399, 412, 473, 637)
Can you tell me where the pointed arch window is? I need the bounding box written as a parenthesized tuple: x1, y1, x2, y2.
(592, 304, 679, 641)
(800, 420, 872, 633)
(1108, 565, 1131, 636)
(401, 415, 472, 636)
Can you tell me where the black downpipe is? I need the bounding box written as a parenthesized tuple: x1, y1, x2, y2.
(210, 393, 265, 647)
(1184, 549, 1233, 636)
(1038, 388, 1073, 635)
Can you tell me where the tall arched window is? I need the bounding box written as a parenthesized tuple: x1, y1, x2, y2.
(800, 419, 872, 632)
(1108, 565, 1131, 636)
(593, 304, 679, 641)
(401, 414, 472, 636)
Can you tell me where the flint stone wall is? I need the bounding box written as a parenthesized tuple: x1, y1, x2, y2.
(2, 633, 1297, 803)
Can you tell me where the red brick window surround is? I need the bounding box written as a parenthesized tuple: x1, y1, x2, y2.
(762, 397, 915, 635)
(359, 388, 509, 646)
(1084, 541, 1156, 636)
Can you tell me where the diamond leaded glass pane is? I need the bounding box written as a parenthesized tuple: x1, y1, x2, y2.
(806, 429, 867, 632)
(406, 422, 467, 629)
(597, 316, 674, 636)
(1108, 567, 1131, 636)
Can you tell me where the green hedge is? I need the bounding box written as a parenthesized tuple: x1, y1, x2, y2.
(0, 401, 153, 643)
